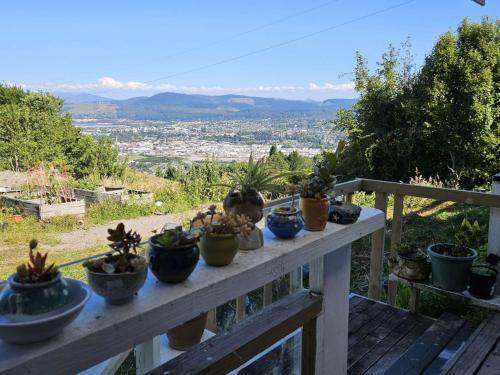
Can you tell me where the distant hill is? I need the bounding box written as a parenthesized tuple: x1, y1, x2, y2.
(60, 91, 357, 120)
(57, 92, 114, 103)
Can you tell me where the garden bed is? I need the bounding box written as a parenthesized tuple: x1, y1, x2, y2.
(0, 195, 85, 220)
(73, 187, 153, 206)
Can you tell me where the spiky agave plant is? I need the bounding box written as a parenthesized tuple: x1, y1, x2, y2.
(16, 240, 58, 283)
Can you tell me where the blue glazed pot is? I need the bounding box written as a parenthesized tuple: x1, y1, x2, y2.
(0, 272, 71, 322)
(267, 207, 304, 239)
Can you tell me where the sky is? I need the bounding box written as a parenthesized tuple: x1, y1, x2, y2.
(0, 0, 497, 100)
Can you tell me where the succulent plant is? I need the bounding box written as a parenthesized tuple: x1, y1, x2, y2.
(192, 205, 253, 238)
(300, 141, 344, 199)
(154, 225, 198, 247)
(83, 223, 146, 274)
(454, 218, 483, 249)
(16, 239, 58, 283)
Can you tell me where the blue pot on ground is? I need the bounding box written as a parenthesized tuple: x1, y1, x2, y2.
(267, 207, 304, 239)
(0, 272, 71, 322)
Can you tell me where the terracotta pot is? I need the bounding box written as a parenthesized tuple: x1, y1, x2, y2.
(299, 197, 330, 231)
(199, 233, 238, 266)
(223, 191, 264, 223)
(167, 312, 208, 351)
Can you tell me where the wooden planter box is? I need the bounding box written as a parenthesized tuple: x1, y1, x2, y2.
(73, 188, 153, 207)
(0, 195, 85, 220)
(73, 187, 125, 206)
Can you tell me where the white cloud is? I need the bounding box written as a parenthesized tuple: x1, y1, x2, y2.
(17, 77, 355, 96)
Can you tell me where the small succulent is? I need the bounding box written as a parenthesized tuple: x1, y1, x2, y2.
(300, 141, 344, 199)
(83, 223, 146, 274)
(192, 205, 253, 238)
(155, 225, 198, 247)
(16, 239, 58, 283)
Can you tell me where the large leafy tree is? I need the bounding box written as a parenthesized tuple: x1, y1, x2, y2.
(335, 18, 499, 187)
(0, 85, 122, 179)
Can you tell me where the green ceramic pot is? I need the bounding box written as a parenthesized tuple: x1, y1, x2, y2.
(198, 233, 238, 266)
(0, 272, 70, 321)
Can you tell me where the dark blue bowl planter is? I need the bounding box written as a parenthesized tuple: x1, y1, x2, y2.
(267, 207, 304, 239)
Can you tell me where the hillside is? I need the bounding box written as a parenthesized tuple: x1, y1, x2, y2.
(61, 91, 357, 120)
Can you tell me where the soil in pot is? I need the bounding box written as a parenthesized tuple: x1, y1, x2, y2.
(86, 259, 148, 305)
(167, 312, 208, 351)
(469, 266, 498, 299)
(427, 243, 477, 291)
(198, 233, 238, 266)
(267, 207, 304, 239)
(148, 235, 199, 283)
(300, 197, 330, 231)
(223, 191, 264, 224)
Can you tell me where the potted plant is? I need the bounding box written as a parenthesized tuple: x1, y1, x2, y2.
(328, 199, 362, 224)
(389, 243, 431, 281)
(166, 311, 208, 351)
(267, 184, 304, 239)
(222, 154, 290, 224)
(194, 206, 253, 266)
(148, 226, 199, 283)
(83, 223, 147, 305)
(0, 240, 90, 343)
(427, 218, 479, 291)
(299, 141, 344, 231)
(469, 254, 499, 300)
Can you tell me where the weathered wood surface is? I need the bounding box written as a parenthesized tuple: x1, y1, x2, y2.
(368, 192, 387, 300)
(146, 290, 322, 375)
(0, 206, 383, 375)
(0, 195, 85, 220)
(489, 174, 500, 294)
(361, 179, 500, 208)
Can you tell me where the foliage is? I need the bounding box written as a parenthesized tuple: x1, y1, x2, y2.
(83, 223, 146, 273)
(0, 85, 123, 179)
(192, 205, 253, 237)
(394, 243, 427, 260)
(19, 163, 73, 204)
(334, 18, 499, 188)
(300, 141, 344, 199)
(16, 240, 58, 283)
(454, 218, 483, 249)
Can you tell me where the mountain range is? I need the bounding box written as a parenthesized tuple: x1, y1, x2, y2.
(61, 91, 357, 121)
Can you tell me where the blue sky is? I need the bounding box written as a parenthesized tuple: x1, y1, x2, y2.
(1, 0, 497, 100)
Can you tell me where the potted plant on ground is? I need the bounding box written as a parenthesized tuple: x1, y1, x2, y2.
(83, 223, 147, 305)
(469, 253, 499, 300)
(267, 184, 304, 239)
(389, 243, 431, 281)
(148, 226, 199, 283)
(166, 311, 208, 351)
(193, 206, 253, 266)
(222, 154, 290, 224)
(427, 218, 479, 291)
(299, 141, 344, 231)
(0, 240, 90, 343)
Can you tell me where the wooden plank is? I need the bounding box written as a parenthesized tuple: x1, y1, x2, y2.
(312, 245, 352, 374)
(302, 317, 317, 375)
(423, 322, 475, 375)
(368, 192, 387, 300)
(263, 283, 273, 306)
(361, 179, 500, 208)
(444, 312, 500, 374)
(289, 267, 303, 293)
(0, 207, 383, 375)
(206, 309, 217, 333)
(390, 273, 500, 311)
(146, 290, 322, 375)
(236, 295, 246, 322)
(348, 302, 389, 340)
(363, 319, 430, 375)
(390, 194, 404, 252)
(385, 312, 465, 375)
(477, 340, 500, 375)
(408, 288, 420, 314)
(136, 336, 160, 375)
(488, 174, 500, 294)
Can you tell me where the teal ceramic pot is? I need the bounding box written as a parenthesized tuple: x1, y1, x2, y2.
(267, 208, 304, 239)
(0, 272, 71, 322)
(86, 258, 148, 305)
(427, 244, 477, 291)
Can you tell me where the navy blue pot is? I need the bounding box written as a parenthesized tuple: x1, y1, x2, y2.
(267, 208, 304, 239)
(148, 235, 199, 283)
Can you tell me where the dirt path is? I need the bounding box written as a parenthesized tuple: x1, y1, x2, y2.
(51, 210, 197, 252)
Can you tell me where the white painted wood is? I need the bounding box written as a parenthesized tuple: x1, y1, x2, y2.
(263, 283, 273, 306)
(0, 206, 383, 375)
(135, 335, 160, 375)
(236, 295, 246, 321)
(289, 267, 303, 293)
(311, 245, 352, 375)
(488, 174, 500, 294)
(206, 309, 217, 333)
(79, 349, 132, 375)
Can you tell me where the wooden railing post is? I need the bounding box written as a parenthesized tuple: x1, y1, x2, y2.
(387, 194, 404, 305)
(309, 244, 352, 374)
(135, 336, 160, 375)
(368, 192, 388, 300)
(206, 308, 217, 332)
(236, 295, 246, 322)
(489, 173, 500, 294)
(263, 283, 273, 306)
(289, 267, 303, 293)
